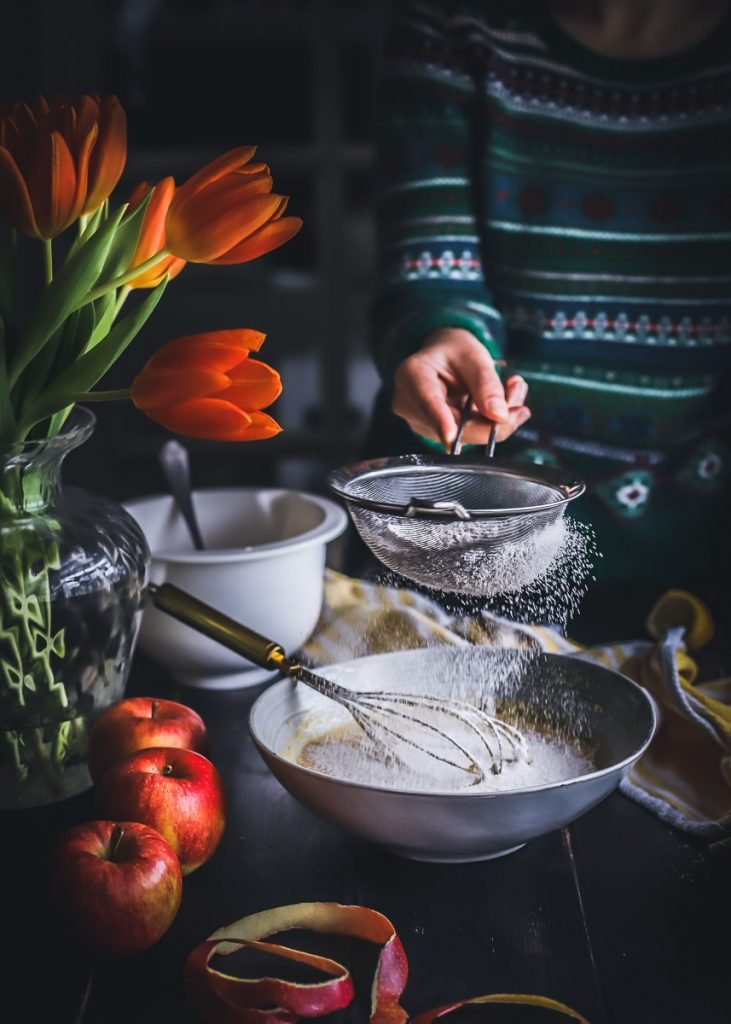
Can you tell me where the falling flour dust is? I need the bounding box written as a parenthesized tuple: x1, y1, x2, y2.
(375, 514, 599, 630)
(285, 505, 602, 793)
(281, 648, 597, 795)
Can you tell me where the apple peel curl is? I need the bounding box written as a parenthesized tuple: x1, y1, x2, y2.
(184, 902, 588, 1024)
(410, 993, 590, 1023)
(185, 902, 407, 1024)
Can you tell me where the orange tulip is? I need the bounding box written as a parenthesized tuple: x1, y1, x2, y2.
(131, 329, 283, 441)
(0, 94, 126, 238)
(164, 146, 302, 263)
(77, 95, 127, 214)
(126, 178, 186, 289)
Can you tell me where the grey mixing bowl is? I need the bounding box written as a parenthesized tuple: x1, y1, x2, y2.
(249, 647, 657, 862)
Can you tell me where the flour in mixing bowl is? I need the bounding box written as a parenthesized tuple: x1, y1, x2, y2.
(285, 713, 594, 793)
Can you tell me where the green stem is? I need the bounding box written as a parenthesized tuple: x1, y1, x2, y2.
(113, 285, 131, 321)
(78, 213, 89, 236)
(81, 251, 169, 306)
(63, 388, 131, 403)
(13, 389, 131, 441)
(43, 240, 53, 285)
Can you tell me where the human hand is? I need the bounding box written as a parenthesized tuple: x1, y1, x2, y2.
(391, 328, 530, 449)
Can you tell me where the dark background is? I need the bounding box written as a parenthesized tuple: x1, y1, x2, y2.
(0, 0, 390, 503)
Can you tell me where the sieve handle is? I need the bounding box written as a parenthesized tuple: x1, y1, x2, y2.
(450, 398, 498, 459)
(450, 360, 505, 458)
(405, 497, 471, 519)
(561, 481, 586, 499)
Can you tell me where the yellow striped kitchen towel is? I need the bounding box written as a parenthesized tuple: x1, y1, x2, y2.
(302, 571, 731, 839)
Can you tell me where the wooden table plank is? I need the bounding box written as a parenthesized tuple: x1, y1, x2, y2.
(571, 796, 730, 1024)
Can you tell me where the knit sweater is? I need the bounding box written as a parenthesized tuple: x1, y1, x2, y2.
(369, 0, 731, 587)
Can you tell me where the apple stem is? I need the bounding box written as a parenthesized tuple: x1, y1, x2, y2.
(162, 764, 174, 776)
(110, 825, 125, 861)
(151, 700, 159, 719)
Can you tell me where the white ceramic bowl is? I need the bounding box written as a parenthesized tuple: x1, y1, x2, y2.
(249, 647, 657, 862)
(124, 487, 347, 689)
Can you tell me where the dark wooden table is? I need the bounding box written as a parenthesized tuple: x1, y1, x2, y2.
(5, 650, 729, 1024)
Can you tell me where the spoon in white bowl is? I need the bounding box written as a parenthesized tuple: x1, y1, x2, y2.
(158, 440, 205, 551)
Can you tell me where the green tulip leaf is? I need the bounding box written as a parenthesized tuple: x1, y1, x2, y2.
(85, 293, 118, 351)
(59, 302, 98, 368)
(97, 193, 151, 285)
(9, 205, 127, 387)
(22, 303, 98, 412)
(42, 278, 167, 401)
(66, 202, 107, 260)
(46, 406, 73, 437)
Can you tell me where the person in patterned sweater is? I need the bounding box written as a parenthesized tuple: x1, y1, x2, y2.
(365, 0, 731, 620)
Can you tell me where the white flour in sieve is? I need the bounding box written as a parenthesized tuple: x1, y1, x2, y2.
(284, 714, 594, 794)
(377, 515, 599, 630)
(384, 514, 565, 593)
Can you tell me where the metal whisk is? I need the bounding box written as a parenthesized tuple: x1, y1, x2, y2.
(148, 582, 528, 783)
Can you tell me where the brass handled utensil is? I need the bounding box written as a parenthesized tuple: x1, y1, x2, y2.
(148, 581, 529, 782)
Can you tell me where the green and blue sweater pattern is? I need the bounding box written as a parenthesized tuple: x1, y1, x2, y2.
(371, 1, 731, 585)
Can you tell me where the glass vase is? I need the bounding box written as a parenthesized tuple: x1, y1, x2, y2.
(0, 407, 149, 809)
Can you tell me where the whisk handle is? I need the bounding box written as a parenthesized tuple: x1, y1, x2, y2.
(147, 582, 288, 671)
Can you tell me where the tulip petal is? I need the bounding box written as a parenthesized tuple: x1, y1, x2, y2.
(147, 397, 255, 441)
(225, 358, 282, 410)
(26, 129, 79, 238)
(209, 215, 303, 265)
(128, 179, 151, 207)
(176, 146, 257, 203)
(0, 146, 40, 236)
(84, 95, 127, 212)
(131, 368, 232, 412)
(129, 176, 176, 265)
(74, 94, 101, 143)
(128, 253, 185, 290)
(45, 101, 77, 145)
(170, 172, 273, 228)
(1, 114, 32, 174)
(191, 171, 273, 206)
(7, 102, 38, 153)
(238, 411, 282, 440)
(167, 189, 282, 262)
(71, 122, 98, 223)
(235, 161, 269, 177)
(143, 330, 266, 372)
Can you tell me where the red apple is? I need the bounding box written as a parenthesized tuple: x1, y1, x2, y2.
(96, 747, 226, 875)
(55, 820, 182, 957)
(89, 697, 207, 782)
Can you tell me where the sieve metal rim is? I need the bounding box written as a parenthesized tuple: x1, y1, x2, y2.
(328, 455, 585, 520)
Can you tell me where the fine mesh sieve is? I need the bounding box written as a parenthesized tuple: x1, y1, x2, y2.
(328, 429, 585, 596)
